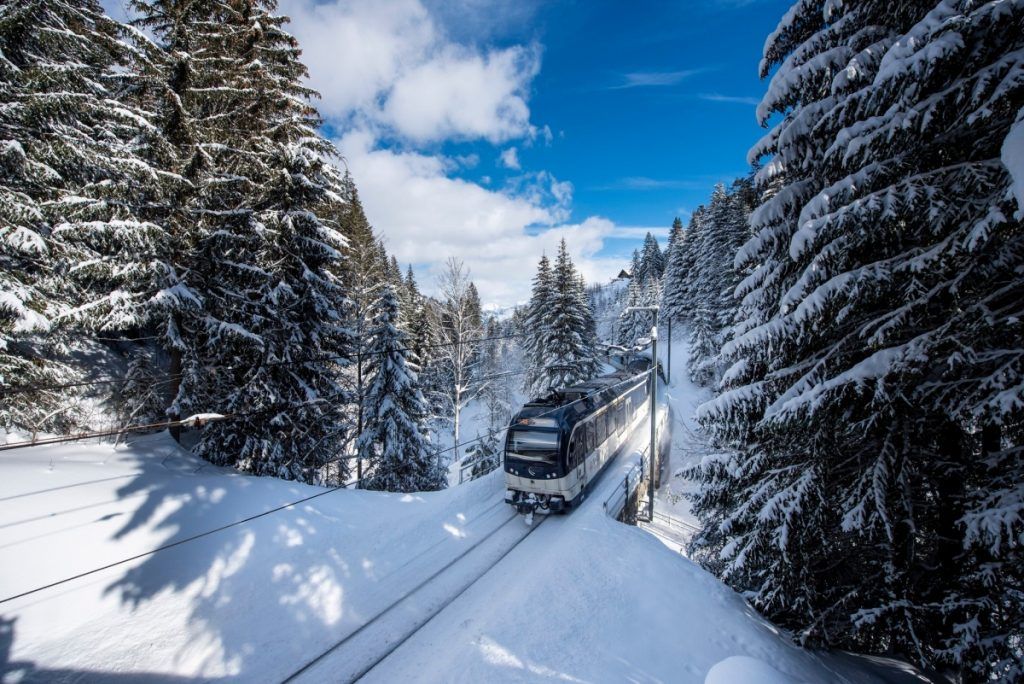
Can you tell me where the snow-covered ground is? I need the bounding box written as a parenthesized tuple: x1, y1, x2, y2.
(655, 333, 713, 532)
(2, 363, 930, 682)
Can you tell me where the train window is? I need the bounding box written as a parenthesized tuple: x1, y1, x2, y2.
(586, 423, 595, 452)
(570, 437, 582, 467)
(507, 429, 559, 463)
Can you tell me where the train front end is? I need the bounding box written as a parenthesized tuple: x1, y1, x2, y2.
(503, 412, 568, 518)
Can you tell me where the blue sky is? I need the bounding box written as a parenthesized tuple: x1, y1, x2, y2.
(438, 1, 787, 230)
(102, 0, 791, 307)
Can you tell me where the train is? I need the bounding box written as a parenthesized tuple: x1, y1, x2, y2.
(503, 358, 669, 518)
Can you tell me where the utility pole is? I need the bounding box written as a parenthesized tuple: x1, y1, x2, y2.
(649, 323, 658, 522)
(624, 305, 659, 522)
(666, 318, 672, 383)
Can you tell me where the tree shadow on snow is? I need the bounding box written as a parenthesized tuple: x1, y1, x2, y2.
(64, 434, 491, 680)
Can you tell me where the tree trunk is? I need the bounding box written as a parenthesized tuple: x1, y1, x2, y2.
(167, 340, 182, 443)
(356, 345, 363, 486)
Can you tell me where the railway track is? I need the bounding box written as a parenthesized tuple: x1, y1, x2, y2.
(283, 509, 544, 683)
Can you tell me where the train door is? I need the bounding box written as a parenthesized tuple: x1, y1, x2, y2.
(570, 435, 583, 486)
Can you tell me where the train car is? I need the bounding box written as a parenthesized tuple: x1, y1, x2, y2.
(503, 364, 666, 518)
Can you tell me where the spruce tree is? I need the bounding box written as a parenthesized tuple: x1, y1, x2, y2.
(465, 432, 500, 481)
(523, 254, 554, 396)
(141, 0, 354, 482)
(685, 184, 749, 384)
(358, 285, 444, 492)
(336, 170, 384, 469)
(662, 213, 696, 324)
(667, 216, 684, 255)
(690, 2, 1024, 678)
(0, 0, 171, 432)
(637, 231, 666, 283)
(533, 239, 600, 391)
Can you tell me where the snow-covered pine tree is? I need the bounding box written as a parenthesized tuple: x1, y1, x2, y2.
(522, 254, 554, 396)
(0, 0, 172, 432)
(535, 239, 600, 391)
(126, 0, 237, 433)
(616, 277, 646, 347)
(628, 249, 642, 281)
(617, 232, 666, 346)
(637, 231, 666, 283)
(335, 170, 387, 474)
(162, 0, 353, 483)
(667, 216, 684, 255)
(398, 265, 418, 334)
(662, 212, 698, 325)
(465, 431, 500, 481)
(677, 206, 707, 321)
(685, 183, 749, 385)
(690, 2, 1024, 678)
(478, 317, 507, 425)
(358, 284, 444, 493)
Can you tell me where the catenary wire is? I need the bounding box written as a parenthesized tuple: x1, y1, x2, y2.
(0, 369, 653, 605)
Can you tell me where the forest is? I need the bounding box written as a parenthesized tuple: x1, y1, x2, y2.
(1, 0, 1022, 681)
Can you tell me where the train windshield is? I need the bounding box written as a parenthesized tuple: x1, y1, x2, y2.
(507, 429, 559, 463)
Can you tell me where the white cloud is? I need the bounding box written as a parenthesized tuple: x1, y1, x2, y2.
(609, 69, 706, 90)
(499, 147, 520, 170)
(338, 131, 623, 306)
(279, 0, 634, 306)
(699, 93, 761, 106)
(283, 0, 538, 143)
(383, 44, 539, 143)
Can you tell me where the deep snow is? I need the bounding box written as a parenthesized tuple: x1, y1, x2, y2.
(1, 348, 930, 682)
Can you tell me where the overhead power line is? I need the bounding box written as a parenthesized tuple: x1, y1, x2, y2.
(0, 369, 652, 607)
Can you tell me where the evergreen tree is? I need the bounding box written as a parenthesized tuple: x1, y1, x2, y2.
(690, 2, 1024, 678)
(532, 239, 600, 392)
(685, 184, 749, 384)
(336, 170, 384, 468)
(662, 213, 696, 324)
(667, 216, 684, 255)
(398, 264, 418, 333)
(358, 285, 444, 492)
(616, 278, 646, 347)
(522, 254, 554, 395)
(465, 432, 500, 481)
(141, 0, 354, 483)
(0, 0, 171, 432)
(637, 231, 666, 283)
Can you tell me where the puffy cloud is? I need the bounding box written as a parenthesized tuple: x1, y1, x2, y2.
(338, 131, 622, 306)
(383, 45, 539, 143)
(282, 0, 538, 143)
(276, 1, 632, 305)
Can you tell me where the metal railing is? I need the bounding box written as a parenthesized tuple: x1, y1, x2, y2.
(650, 510, 701, 535)
(602, 444, 650, 519)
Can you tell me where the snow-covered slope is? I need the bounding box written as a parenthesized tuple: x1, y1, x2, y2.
(2, 402, 926, 682)
(0, 435, 504, 681)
